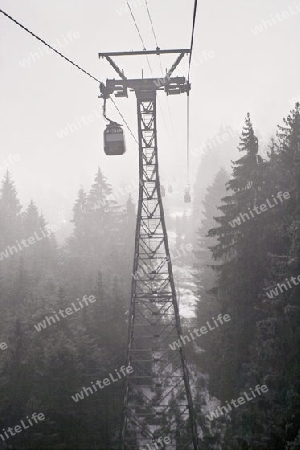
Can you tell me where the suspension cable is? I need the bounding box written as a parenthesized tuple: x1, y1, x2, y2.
(126, 0, 153, 76)
(0, 7, 138, 143)
(187, 94, 190, 186)
(126, 1, 175, 154)
(0, 8, 101, 83)
(143, 0, 196, 188)
(186, 0, 198, 187)
(126, 0, 176, 155)
(143, 0, 178, 151)
(144, 0, 159, 49)
(143, 0, 165, 77)
(110, 97, 138, 144)
(187, 0, 198, 83)
(126, 1, 147, 50)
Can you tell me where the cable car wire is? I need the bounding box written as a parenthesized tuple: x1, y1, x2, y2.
(143, 0, 198, 189)
(126, 0, 153, 76)
(143, 0, 159, 49)
(126, 1, 147, 50)
(186, 0, 198, 190)
(126, 1, 176, 155)
(143, 0, 164, 79)
(110, 97, 138, 144)
(0, 7, 138, 143)
(0, 8, 101, 84)
(187, 94, 190, 186)
(142, 0, 178, 153)
(187, 0, 198, 83)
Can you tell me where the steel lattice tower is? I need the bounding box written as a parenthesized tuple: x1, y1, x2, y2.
(99, 49, 199, 450)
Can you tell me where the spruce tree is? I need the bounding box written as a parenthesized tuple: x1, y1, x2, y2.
(207, 114, 268, 400)
(0, 171, 22, 244)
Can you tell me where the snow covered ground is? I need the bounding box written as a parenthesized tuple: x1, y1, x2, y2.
(168, 228, 199, 320)
(173, 264, 198, 319)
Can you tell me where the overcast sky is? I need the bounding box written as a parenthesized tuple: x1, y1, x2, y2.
(0, 0, 299, 223)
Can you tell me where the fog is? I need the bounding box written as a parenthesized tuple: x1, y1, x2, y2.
(0, 1, 299, 449)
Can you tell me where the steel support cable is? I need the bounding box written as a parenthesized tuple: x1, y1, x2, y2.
(126, 1, 175, 156)
(142, 0, 164, 78)
(127, 1, 147, 50)
(144, 0, 159, 48)
(0, 7, 138, 143)
(143, 0, 177, 152)
(110, 97, 138, 144)
(187, 94, 190, 186)
(126, 0, 152, 76)
(186, 0, 198, 187)
(187, 0, 198, 82)
(0, 8, 101, 83)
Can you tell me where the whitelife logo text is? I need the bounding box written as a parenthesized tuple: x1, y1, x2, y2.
(251, 3, 300, 35)
(206, 385, 268, 421)
(0, 413, 45, 444)
(266, 274, 300, 299)
(229, 191, 290, 228)
(19, 31, 80, 68)
(71, 365, 133, 402)
(0, 224, 60, 261)
(169, 314, 231, 350)
(34, 295, 97, 332)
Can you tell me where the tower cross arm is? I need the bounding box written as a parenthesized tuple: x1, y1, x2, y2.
(106, 77, 189, 94)
(98, 49, 191, 57)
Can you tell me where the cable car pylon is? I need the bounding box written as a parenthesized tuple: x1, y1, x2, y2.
(99, 48, 199, 450)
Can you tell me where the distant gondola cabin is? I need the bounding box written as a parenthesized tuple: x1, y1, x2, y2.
(184, 188, 191, 203)
(104, 122, 126, 155)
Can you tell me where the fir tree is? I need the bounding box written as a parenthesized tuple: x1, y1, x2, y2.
(206, 114, 268, 400)
(194, 168, 230, 397)
(0, 171, 22, 243)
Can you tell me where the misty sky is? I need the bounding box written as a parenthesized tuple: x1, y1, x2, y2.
(0, 0, 299, 226)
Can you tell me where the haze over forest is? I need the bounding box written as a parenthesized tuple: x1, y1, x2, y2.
(0, 1, 299, 449)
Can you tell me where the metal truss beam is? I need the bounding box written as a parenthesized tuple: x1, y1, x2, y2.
(121, 89, 198, 450)
(99, 49, 191, 57)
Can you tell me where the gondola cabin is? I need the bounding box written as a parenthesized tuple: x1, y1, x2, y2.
(161, 185, 166, 197)
(184, 188, 191, 203)
(104, 122, 126, 155)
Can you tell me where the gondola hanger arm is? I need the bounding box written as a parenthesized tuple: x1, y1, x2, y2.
(100, 55, 127, 80)
(165, 52, 187, 80)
